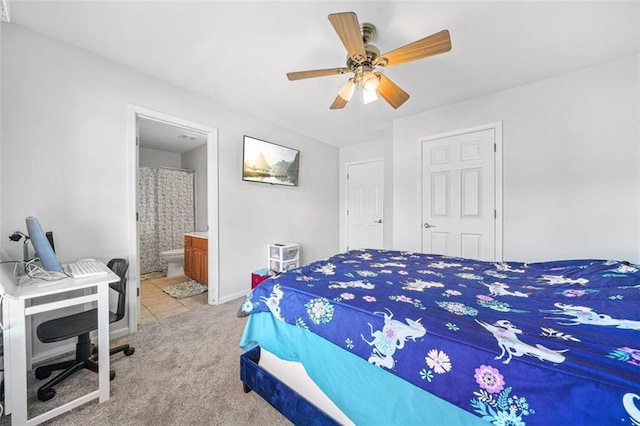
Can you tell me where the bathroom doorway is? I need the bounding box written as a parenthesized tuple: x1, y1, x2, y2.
(127, 105, 219, 333)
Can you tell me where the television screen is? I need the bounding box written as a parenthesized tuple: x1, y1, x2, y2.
(242, 135, 300, 187)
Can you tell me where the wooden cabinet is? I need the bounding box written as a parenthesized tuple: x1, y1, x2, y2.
(184, 235, 208, 284)
(184, 245, 193, 277)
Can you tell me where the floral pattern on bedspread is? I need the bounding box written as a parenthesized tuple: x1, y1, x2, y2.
(240, 249, 640, 425)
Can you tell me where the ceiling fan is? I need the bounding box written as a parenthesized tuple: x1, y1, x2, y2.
(286, 11, 452, 110)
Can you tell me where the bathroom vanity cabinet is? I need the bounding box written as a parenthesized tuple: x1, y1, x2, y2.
(184, 234, 208, 284)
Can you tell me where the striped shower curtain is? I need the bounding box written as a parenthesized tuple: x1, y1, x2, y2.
(139, 167, 195, 274)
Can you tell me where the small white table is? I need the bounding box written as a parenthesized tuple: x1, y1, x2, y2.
(0, 257, 118, 425)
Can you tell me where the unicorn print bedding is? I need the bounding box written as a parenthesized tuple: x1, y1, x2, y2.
(239, 249, 640, 425)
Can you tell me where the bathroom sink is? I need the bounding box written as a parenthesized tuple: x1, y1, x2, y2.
(185, 231, 208, 239)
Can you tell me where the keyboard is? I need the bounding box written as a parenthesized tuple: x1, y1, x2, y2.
(66, 260, 108, 278)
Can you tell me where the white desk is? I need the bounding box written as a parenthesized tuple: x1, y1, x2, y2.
(0, 258, 118, 425)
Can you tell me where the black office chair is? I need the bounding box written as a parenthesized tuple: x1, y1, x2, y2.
(34, 258, 135, 402)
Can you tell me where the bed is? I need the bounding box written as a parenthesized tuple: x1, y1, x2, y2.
(238, 249, 640, 425)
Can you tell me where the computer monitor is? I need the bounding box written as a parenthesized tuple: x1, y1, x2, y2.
(25, 216, 63, 272)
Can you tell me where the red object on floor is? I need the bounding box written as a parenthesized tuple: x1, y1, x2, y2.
(251, 272, 271, 289)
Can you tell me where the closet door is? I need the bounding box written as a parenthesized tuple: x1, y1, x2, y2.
(421, 126, 500, 261)
(346, 160, 384, 250)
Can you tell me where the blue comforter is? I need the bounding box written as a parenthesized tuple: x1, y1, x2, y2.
(239, 249, 640, 425)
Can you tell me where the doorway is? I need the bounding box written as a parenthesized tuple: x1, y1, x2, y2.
(126, 105, 219, 333)
(420, 122, 503, 261)
(345, 160, 384, 250)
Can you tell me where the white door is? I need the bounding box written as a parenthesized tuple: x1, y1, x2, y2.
(346, 160, 384, 250)
(421, 125, 501, 261)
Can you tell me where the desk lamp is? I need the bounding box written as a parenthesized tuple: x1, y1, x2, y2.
(9, 231, 30, 262)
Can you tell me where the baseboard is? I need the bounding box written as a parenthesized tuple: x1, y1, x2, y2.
(32, 343, 77, 364)
(218, 289, 248, 305)
(109, 325, 130, 340)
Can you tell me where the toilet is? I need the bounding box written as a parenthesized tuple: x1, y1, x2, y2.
(160, 248, 184, 277)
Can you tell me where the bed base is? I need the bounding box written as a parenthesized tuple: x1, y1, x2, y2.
(240, 346, 339, 426)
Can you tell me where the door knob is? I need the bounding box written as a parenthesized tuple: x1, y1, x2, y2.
(375, 219, 383, 224)
(423, 222, 436, 229)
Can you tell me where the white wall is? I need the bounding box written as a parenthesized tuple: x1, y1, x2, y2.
(0, 24, 3, 234)
(1, 24, 339, 351)
(338, 139, 383, 251)
(139, 146, 181, 168)
(182, 144, 208, 232)
(392, 55, 640, 263)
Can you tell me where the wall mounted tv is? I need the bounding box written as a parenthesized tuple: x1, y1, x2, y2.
(242, 135, 300, 187)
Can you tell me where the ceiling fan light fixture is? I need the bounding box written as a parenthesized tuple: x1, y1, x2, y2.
(288, 12, 452, 110)
(362, 89, 378, 104)
(338, 78, 356, 101)
(362, 70, 379, 91)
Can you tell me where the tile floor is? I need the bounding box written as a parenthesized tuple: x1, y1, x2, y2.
(139, 275, 209, 325)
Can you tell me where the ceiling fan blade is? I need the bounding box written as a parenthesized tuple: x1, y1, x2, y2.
(375, 73, 410, 109)
(328, 12, 367, 64)
(287, 67, 351, 81)
(330, 94, 349, 110)
(379, 30, 451, 68)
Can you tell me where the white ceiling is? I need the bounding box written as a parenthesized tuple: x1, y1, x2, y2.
(7, 1, 640, 149)
(138, 117, 207, 154)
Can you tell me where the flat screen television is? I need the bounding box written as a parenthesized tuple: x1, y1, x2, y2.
(242, 135, 299, 187)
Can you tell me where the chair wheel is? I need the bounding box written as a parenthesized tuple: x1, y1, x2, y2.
(38, 388, 56, 402)
(110, 370, 116, 381)
(124, 347, 135, 356)
(35, 368, 52, 380)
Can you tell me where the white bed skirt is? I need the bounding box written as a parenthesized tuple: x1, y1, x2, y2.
(259, 347, 355, 425)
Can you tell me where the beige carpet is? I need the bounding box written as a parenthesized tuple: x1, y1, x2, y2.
(0, 298, 290, 425)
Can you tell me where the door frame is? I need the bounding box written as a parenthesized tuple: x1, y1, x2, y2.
(418, 122, 503, 261)
(126, 104, 220, 333)
(344, 158, 384, 251)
